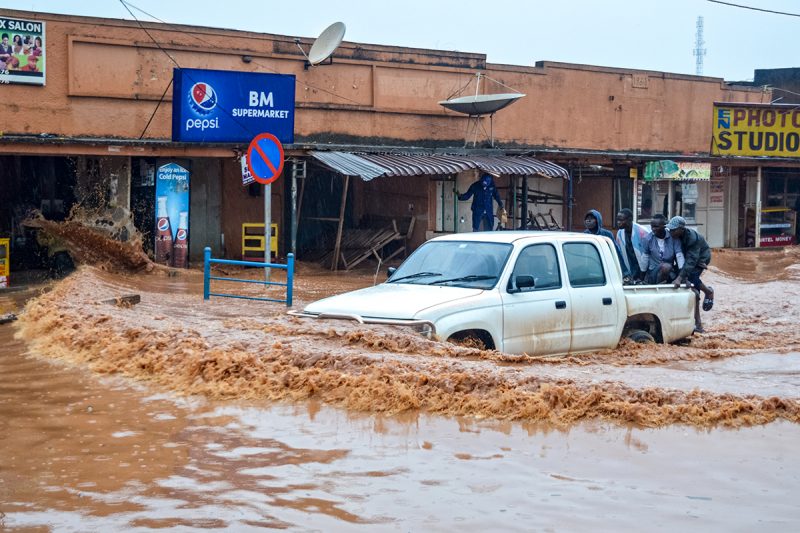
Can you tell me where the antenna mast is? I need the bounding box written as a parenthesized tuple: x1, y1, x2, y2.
(693, 16, 707, 76)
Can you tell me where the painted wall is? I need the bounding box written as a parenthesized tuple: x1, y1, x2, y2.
(0, 9, 766, 155)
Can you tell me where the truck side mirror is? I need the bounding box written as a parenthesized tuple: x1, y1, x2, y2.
(387, 266, 397, 279)
(515, 275, 535, 290)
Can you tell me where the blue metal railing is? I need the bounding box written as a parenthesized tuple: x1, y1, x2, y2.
(203, 247, 294, 306)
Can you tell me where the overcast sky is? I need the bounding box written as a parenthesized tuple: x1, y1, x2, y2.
(2, 0, 797, 82)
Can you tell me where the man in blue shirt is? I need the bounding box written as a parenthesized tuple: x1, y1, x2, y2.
(459, 174, 504, 232)
(642, 214, 684, 284)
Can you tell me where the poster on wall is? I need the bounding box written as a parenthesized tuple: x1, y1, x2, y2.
(643, 161, 711, 181)
(154, 163, 190, 268)
(709, 177, 725, 207)
(0, 16, 45, 85)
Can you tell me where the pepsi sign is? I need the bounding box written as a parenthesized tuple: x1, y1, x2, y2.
(172, 68, 295, 143)
(189, 82, 218, 114)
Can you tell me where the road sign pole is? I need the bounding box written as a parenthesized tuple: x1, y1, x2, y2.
(246, 132, 284, 284)
(264, 183, 271, 281)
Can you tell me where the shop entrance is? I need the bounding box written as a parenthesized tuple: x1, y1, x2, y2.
(572, 172, 633, 231)
(0, 155, 77, 277)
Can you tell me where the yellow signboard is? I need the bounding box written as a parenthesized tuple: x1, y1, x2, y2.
(0, 238, 8, 288)
(712, 103, 800, 157)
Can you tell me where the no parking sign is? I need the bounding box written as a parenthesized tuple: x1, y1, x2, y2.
(246, 133, 285, 185)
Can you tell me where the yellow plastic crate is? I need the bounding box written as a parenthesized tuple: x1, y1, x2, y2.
(0, 238, 9, 288)
(242, 223, 278, 261)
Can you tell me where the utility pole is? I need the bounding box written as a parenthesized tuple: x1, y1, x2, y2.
(693, 16, 707, 76)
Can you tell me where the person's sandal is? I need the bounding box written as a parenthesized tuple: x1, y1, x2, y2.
(702, 286, 714, 312)
(693, 326, 705, 334)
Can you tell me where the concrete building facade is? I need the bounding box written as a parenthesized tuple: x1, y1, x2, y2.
(0, 8, 787, 274)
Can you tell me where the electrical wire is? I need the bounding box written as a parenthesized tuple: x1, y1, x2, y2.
(139, 78, 172, 139)
(121, 0, 362, 106)
(707, 0, 800, 17)
(118, 0, 531, 146)
(119, 0, 180, 68)
(770, 86, 800, 99)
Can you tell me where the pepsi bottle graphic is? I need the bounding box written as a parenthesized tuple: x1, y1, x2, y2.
(172, 211, 189, 269)
(154, 196, 173, 265)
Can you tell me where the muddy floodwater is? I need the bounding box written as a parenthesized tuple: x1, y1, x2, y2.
(2, 245, 800, 530)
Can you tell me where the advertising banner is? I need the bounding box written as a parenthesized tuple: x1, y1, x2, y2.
(0, 16, 45, 85)
(154, 163, 190, 268)
(760, 234, 795, 247)
(643, 161, 710, 181)
(172, 68, 296, 143)
(712, 103, 800, 157)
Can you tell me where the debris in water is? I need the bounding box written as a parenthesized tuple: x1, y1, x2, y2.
(101, 295, 142, 307)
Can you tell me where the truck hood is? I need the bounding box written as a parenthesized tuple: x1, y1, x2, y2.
(303, 283, 483, 319)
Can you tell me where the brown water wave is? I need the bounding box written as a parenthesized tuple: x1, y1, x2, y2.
(15, 264, 800, 429)
(24, 216, 154, 273)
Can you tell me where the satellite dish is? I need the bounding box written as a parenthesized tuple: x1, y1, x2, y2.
(297, 22, 346, 69)
(437, 73, 526, 147)
(438, 93, 526, 116)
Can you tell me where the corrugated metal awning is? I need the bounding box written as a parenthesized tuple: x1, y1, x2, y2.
(465, 155, 569, 179)
(308, 151, 569, 180)
(310, 151, 385, 181)
(358, 153, 474, 177)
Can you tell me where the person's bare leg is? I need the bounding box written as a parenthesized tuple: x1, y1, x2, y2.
(693, 288, 702, 331)
(695, 278, 714, 301)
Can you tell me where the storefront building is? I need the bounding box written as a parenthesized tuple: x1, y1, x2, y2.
(0, 8, 773, 276)
(710, 102, 800, 248)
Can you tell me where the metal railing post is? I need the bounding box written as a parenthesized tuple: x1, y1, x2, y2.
(203, 247, 211, 300)
(286, 253, 294, 307)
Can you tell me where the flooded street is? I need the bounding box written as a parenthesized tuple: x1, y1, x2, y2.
(2, 246, 800, 530)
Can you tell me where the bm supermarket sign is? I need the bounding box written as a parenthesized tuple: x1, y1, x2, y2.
(712, 103, 800, 158)
(172, 68, 295, 143)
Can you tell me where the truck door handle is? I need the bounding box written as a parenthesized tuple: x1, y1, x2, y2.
(602, 297, 612, 305)
(555, 300, 567, 309)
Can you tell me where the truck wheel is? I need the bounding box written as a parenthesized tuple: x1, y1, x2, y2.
(626, 329, 655, 344)
(448, 330, 495, 350)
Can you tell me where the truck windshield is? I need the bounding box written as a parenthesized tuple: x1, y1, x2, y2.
(388, 241, 512, 289)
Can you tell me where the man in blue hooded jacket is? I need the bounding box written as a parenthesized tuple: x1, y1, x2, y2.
(458, 174, 504, 232)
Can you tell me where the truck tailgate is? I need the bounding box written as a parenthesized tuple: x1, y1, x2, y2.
(623, 285, 696, 342)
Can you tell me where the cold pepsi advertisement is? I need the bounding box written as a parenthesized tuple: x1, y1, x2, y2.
(171, 68, 296, 143)
(154, 163, 190, 268)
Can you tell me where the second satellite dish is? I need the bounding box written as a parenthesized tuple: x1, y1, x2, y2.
(299, 22, 346, 68)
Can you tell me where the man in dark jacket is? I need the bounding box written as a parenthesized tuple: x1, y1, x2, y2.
(459, 174, 503, 231)
(583, 209, 614, 240)
(667, 216, 714, 333)
(584, 209, 629, 278)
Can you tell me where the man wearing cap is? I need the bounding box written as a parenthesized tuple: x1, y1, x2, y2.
(458, 174, 504, 232)
(667, 216, 714, 333)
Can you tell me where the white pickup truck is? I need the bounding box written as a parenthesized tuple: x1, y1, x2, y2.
(291, 232, 696, 356)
